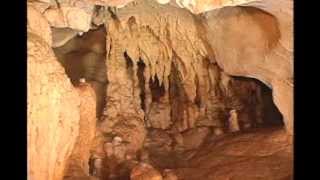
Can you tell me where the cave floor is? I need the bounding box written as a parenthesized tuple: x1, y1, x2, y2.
(150, 127, 293, 180)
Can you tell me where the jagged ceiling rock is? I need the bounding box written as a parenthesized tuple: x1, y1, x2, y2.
(103, 0, 269, 137)
(43, 5, 93, 32)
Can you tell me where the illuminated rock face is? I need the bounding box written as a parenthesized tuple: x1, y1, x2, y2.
(64, 84, 97, 178)
(27, 0, 292, 179)
(204, 4, 293, 134)
(27, 31, 80, 180)
(33, 0, 292, 134)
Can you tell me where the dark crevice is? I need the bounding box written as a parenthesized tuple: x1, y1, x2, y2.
(168, 61, 189, 128)
(194, 75, 201, 108)
(52, 26, 108, 119)
(123, 51, 133, 68)
(232, 76, 284, 127)
(149, 75, 166, 103)
(137, 58, 146, 111)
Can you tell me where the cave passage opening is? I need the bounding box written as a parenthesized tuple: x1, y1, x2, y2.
(149, 75, 166, 103)
(232, 76, 284, 128)
(137, 58, 146, 111)
(52, 25, 108, 119)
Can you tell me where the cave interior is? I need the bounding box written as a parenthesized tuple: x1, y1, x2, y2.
(28, 1, 293, 179)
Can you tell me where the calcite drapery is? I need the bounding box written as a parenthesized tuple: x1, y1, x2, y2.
(101, 0, 266, 155)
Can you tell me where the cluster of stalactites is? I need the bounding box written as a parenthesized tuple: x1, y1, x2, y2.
(105, 0, 209, 101)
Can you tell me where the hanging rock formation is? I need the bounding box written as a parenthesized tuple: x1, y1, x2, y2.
(100, 0, 266, 156)
(27, 0, 293, 179)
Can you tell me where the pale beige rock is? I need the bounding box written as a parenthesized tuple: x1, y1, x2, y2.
(156, 0, 170, 4)
(228, 109, 240, 132)
(28, 0, 293, 179)
(64, 84, 97, 177)
(205, 5, 293, 134)
(28, 32, 80, 180)
(101, 2, 273, 157)
(27, 4, 52, 46)
(104, 142, 114, 156)
(272, 80, 293, 135)
(175, 0, 257, 14)
(44, 6, 92, 31)
(213, 127, 224, 136)
(51, 27, 79, 48)
(28, 1, 51, 13)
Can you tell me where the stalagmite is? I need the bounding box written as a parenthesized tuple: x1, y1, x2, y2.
(228, 109, 240, 132)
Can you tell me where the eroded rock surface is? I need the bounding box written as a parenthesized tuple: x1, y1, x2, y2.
(64, 83, 97, 178)
(174, 128, 293, 180)
(204, 5, 293, 134)
(27, 0, 293, 179)
(28, 31, 80, 180)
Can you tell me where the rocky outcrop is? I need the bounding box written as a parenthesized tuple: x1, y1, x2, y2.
(174, 128, 292, 180)
(27, 3, 52, 46)
(27, 31, 80, 180)
(29, 0, 293, 136)
(27, 0, 293, 179)
(64, 83, 97, 178)
(53, 27, 107, 118)
(100, 0, 267, 156)
(204, 4, 293, 134)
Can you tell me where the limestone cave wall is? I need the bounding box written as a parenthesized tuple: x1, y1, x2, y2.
(27, 0, 293, 179)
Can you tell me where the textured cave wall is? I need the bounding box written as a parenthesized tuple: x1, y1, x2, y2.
(99, 0, 267, 157)
(27, 0, 293, 179)
(203, 3, 293, 134)
(28, 3, 98, 180)
(64, 84, 97, 178)
(28, 31, 80, 180)
(29, 0, 293, 137)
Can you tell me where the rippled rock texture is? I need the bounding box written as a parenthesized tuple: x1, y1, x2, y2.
(27, 0, 292, 179)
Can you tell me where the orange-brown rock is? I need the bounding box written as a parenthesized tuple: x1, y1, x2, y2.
(181, 127, 210, 150)
(162, 169, 178, 180)
(28, 32, 80, 180)
(204, 5, 293, 134)
(43, 5, 93, 32)
(174, 128, 292, 180)
(27, 3, 52, 46)
(130, 163, 163, 180)
(64, 83, 97, 177)
(27, 0, 293, 179)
